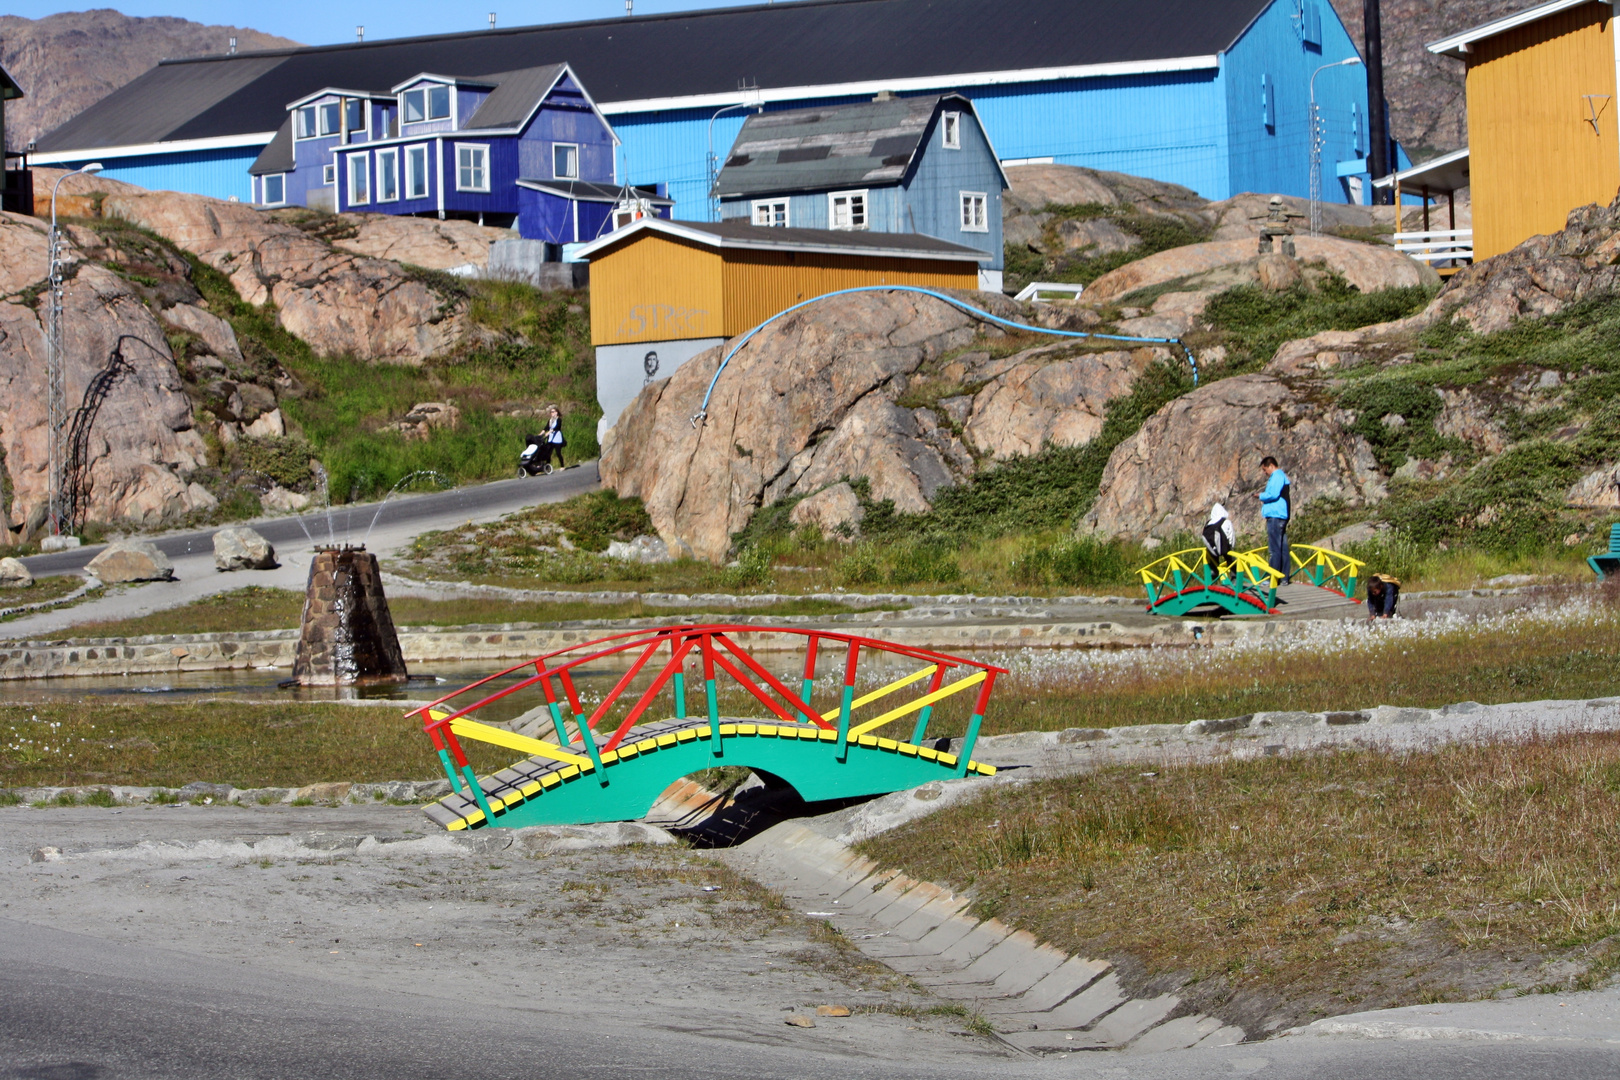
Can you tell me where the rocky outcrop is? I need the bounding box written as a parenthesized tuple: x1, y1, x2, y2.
(789, 482, 864, 539)
(88, 539, 174, 582)
(0, 211, 211, 533)
(1084, 236, 1438, 305)
(334, 215, 509, 271)
(603, 289, 1162, 561)
(1085, 374, 1386, 539)
(389, 401, 461, 441)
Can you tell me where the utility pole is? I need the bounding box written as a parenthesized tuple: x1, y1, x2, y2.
(45, 162, 102, 541)
(1363, 0, 1391, 204)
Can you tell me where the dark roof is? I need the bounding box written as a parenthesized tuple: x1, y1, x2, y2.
(717, 94, 978, 196)
(516, 179, 674, 204)
(462, 64, 568, 130)
(576, 216, 990, 261)
(249, 119, 293, 175)
(36, 0, 1271, 154)
(0, 64, 23, 102)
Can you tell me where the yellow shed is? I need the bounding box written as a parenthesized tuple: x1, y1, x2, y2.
(576, 218, 987, 433)
(1431, 0, 1620, 260)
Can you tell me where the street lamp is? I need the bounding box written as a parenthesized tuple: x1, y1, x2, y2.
(706, 95, 762, 223)
(45, 161, 103, 543)
(1309, 57, 1362, 236)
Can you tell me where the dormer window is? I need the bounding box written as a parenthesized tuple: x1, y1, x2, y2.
(296, 106, 317, 139)
(345, 98, 366, 135)
(403, 84, 451, 124)
(318, 101, 341, 136)
(942, 112, 961, 149)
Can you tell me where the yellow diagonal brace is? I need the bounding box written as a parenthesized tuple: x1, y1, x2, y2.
(448, 717, 591, 768)
(848, 670, 987, 739)
(818, 664, 939, 723)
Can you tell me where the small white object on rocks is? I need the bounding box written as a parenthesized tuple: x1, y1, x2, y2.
(606, 534, 672, 564)
(86, 539, 174, 583)
(213, 526, 277, 571)
(39, 535, 81, 552)
(0, 556, 33, 587)
(243, 408, 286, 439)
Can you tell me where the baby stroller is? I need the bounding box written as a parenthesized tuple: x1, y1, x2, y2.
(518, 434, 554, 476)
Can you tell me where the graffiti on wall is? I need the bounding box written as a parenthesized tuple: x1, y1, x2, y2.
(616, 304, 709, 339)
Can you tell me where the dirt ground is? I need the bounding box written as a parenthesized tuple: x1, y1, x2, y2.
(0, 801, 1011, 1065)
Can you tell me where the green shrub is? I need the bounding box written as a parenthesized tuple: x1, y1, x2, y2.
(1011, 536, 1137, 587)
(712, 545, 776, 590)
(1204, 277, 1434, 368)
(886, 542, 961, 586)
(83, 788, 117, 807)
(233, 435, 315, 490)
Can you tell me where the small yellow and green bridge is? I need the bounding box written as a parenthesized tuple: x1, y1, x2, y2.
(410, 626, 1004, 831)
(1137, 543, 1366, 617)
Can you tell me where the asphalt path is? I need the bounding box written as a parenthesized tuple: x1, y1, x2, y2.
(19, 464, 601, 578)
(3, 918, 1615, 1080)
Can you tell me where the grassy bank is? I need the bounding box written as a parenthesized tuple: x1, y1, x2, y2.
(861, 731, 1620, 1033)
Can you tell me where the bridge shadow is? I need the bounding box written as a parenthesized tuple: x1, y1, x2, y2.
(645, 769, 874, 849)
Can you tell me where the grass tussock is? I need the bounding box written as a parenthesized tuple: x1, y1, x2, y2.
(861, 731, 1620, 1031)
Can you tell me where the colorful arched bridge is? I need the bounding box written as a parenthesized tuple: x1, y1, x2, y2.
(409, 627, 1004, 831)
(1138, 543, 1366, 617)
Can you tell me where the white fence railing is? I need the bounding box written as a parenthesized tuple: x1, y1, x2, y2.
(1393, 228, 1473, 266)
(1012, 281, 1085, 302)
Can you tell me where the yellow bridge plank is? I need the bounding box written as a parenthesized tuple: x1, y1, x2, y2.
(446, 717, 591, 768)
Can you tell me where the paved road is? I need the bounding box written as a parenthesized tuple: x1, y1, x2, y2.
(19, 464, 601, 577)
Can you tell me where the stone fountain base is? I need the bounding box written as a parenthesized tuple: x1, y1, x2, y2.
(292, 546, 408, 686)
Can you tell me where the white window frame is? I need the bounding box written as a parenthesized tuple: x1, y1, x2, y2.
(828, 189, 868, 230)
(455, 143, 490, 192)
(261, 173, 286, 206)
(751, 198, 789, 227)
(427, 84, 451, 121)
(960, 191, 988, 232)
(553, 142, 579, 180)
(318, 100, 341, 137)
(295, 106, 318, 140)
(344, 97, 367, 138)
(347, 151, 370, 205)
(375, 147, 399, 202)
(322, 163, 336, 186)
(402, 87, 427, 124)
(942, 111, 961, 149)
(405, 144, 430, 199)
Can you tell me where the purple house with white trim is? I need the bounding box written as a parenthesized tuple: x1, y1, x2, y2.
(249, 62, 670, 250)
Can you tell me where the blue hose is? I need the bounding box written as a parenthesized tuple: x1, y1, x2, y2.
(690, 285, 1199, 426)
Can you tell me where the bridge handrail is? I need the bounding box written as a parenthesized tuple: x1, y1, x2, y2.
(1288, 543, 1366, 597)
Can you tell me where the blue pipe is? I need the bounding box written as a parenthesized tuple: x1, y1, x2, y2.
(691, 285, 1199, 426)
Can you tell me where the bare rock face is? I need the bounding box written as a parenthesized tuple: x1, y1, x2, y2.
(0, 212, 210, 533)
(88, 539, 174, 582)
(1085, 374, 1386, 539)
(334, 215, 510, 271)
(1566, 465, 1620, 509)
(964, 348, 1153, 459)
(1084, 236, 1438, 305)
(213, 526, 277, 571)
(789, 482, 865, 540)
(93, 186, 464, 363)
(1204, 193, 1394, 242)
(389, 401, 461, 441)
(161, 302, 243, 364)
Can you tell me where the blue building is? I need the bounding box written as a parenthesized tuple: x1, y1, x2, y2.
(714, 94, 1010, 290)
(30, 0, 1388, 225)
(247, 63, 671, 244)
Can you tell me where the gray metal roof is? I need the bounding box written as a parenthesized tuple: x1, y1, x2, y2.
(716, 95, 960, 197)
(35, 0, 1273, 156)
(0, 64, 23, 102)
(249, 119, 293, 175)
(515, 179, 674, 204)
(462, 64, 568, 130)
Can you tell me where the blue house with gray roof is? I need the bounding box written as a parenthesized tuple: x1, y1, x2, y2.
(249, 62, 670, 247)
(715, 93, 1008, 291)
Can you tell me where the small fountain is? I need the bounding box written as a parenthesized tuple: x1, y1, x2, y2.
(291, 545, 408, 686)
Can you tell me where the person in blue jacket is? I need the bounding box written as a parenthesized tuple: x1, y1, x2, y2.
(1257, 455, 1291, 581)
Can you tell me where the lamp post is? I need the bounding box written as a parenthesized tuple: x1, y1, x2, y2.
(1309, 57, 1362, 236)
(45, 161, 103, 540)
(706, 96, 762, 223)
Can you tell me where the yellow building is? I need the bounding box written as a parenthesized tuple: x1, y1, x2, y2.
(576, 218, 987, 433)
(1430, 0, 1620, 259)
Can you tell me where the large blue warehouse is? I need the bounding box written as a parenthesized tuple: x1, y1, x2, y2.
(29, 0, 1380, 216)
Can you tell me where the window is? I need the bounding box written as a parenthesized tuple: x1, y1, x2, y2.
(318, 101, 341, 136)
(960, 191, 988, 232)
(1351, 103, 1363, 155)
(376, 148, 399, 202)
(348, 153, 370, 205)
(428, 84, 451, 120)
(405, 144, 429, 199)
(942, 111, 961, 149)
(751, 199, 789, 227)
(322, 163, 336, 186)
(456, 144, 489, 192)
(295, 106, 317, 139)
(828, 189, 867, 230)
(403, 88, 426, 124)
(553, 142, 579, 179)
(344, 97, 366, 135)
(1261, 74, 1274, 131)
(1302, 1, 1322, 46)
(262, 174, 285, 205)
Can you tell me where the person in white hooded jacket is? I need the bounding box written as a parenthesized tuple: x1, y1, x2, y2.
(1202, 503, 1235, 576)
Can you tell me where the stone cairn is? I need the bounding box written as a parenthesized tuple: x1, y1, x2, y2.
(1257, 195, 1297, 257)
(292, 546, 409, 686)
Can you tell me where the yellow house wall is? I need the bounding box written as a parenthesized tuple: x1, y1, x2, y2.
(1467, 2, 1620, 259)
(719, 250, 979, 336)
(588, 232, 724, 347)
